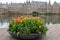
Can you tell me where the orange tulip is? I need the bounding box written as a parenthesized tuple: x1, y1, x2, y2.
(12, 18, 17, 22)
(16, 17, 22, 22)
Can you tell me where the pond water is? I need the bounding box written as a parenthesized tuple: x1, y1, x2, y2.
(0, 15, 60, 28)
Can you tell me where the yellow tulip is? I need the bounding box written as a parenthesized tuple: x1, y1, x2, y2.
(37, 17, 40, 19)
(23, 17, 28, 20)
(39, 26, 41, 28)
(38, 20, 40, 22)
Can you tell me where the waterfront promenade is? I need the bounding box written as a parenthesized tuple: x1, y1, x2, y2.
(0, 24, 60, 40)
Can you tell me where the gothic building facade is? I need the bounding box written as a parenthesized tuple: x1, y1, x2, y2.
(0, 0, 60, 14)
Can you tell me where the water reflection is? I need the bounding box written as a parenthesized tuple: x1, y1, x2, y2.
(0, 15, 60, 28)
(39, 15, 60, 24)
(0, 22, 9, 28)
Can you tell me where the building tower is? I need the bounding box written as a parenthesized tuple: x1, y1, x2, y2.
(25, 0, 31, 14)
(49, 0, 51, 5)
(26, 0, 30, 5)
(54, 1, 57, 5)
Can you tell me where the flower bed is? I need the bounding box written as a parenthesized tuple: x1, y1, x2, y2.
(8, 16, 48, 39)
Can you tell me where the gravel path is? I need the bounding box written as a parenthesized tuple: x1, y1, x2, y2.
(0, 24, 60, 40)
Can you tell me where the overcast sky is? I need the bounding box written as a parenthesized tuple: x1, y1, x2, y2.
(0, 0, 60, 4)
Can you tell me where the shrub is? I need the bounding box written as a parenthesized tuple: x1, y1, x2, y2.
(8, 16, 48, 35)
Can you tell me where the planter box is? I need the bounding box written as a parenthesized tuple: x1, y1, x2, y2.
(8, 32, 45, 40)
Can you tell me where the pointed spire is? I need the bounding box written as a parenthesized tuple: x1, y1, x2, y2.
(26, 0, 30, 3)
(49, 0, 51, 5)
(26, 0, 30, 4)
